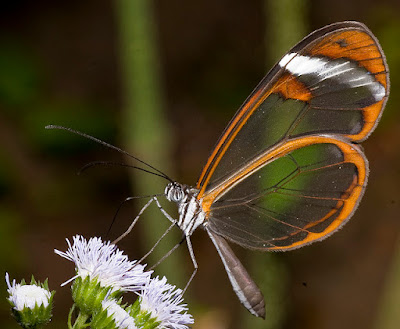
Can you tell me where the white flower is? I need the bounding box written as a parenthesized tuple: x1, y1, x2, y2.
(102, 299, 137, 329)
(139, 276, 194, 329)
(6, 273, 51, 311)
(55, 235, 151, 292)
(5, 273, 54, 329)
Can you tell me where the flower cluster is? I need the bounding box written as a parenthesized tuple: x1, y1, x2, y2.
(57, 235, 194, 329)
(6, 235, 193, 329)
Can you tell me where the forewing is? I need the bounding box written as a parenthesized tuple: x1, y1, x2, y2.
(197, 21, 388, 198)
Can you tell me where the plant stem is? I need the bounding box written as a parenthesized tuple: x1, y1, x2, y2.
(71, 311, 90, 329)
(115, 0, 184, 287)
(68, 305, 75, 329)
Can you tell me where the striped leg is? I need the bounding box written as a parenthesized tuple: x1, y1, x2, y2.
(153, 196, 177, 224)
(183, 235, 198, 294)
(149, 234, 186, 270)
(133, 196, 179, 264)
(113, 197, 154, 244)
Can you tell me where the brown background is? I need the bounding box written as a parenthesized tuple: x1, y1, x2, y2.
(0, 1, 399, 329)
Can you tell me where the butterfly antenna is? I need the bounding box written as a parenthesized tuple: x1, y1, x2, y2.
(45, 125, 174, 182)
(78, 161, 170, 180)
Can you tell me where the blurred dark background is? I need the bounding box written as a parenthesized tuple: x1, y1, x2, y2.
(1, 1, 399, 328)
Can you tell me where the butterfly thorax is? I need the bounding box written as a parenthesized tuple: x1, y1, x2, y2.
(165, 182, 206, 236)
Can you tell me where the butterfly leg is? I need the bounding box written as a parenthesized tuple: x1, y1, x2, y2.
(149, 234, 186, 270)
(183, 235, 198, 294)
(138, 221, 178, 264)
(153, 196, 177, 224)
(113, 197, 155, 244)
(137, 196, 180, 264)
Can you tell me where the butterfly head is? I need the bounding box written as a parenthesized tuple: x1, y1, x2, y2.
(165, 182, 186, 203)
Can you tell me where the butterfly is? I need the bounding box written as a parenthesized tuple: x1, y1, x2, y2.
(47, 20, 389, 319)
(163, 21, 389, 318)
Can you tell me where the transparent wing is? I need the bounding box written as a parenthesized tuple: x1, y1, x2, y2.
(205, 136, 367, 251)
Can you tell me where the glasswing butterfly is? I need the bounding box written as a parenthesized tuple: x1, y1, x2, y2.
(166, 21, 389, 318)
(47, 20, 389, 319)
